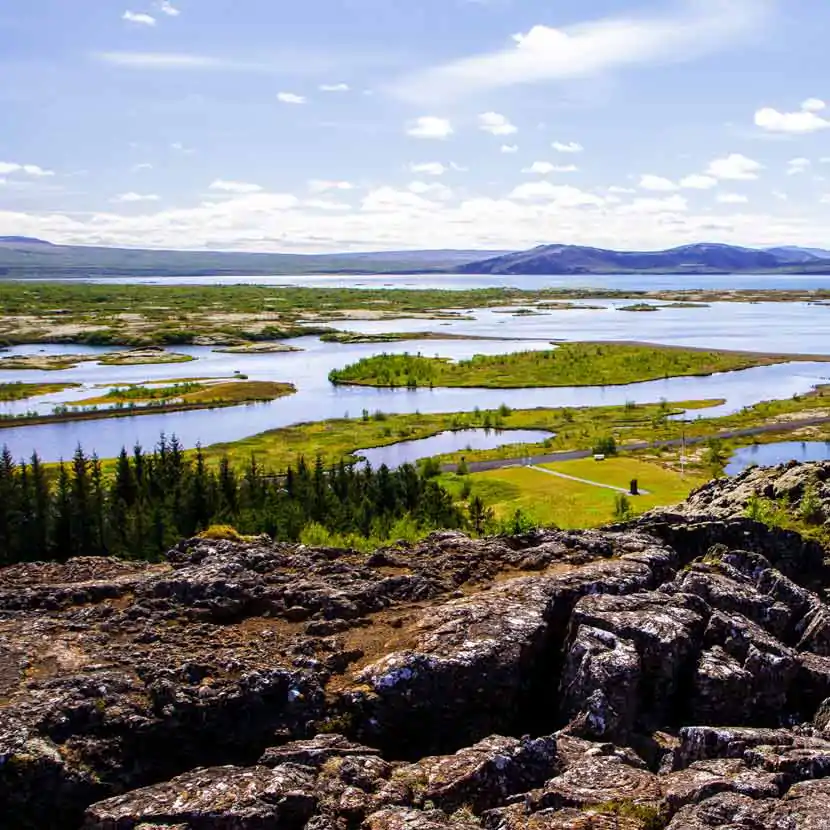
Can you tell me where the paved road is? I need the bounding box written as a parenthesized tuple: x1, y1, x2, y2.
(440, 415, 830, 475)
(527, 465, 652, 494)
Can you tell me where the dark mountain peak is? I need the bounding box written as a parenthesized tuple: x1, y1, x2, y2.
(0, 236, 52, 246)
(455, 242, 830, 276)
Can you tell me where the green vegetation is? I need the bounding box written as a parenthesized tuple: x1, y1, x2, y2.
(97, 349, 195, 366)
(619, 303, 659, 312)
(212, 343, 301, 354)
(329, 343, 822, 390)
(319, 331, 496, 344)
(439, 457, 704, 530)
(744, 484, 830, 547)
(0, 381, 79, 401)
(0, 438, 467, 564)
(0, 381, 296, 428)
(589, 801, 667, 830)
(204, 399, 714, 471)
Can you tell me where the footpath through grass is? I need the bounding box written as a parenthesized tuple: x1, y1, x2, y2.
(440, 458, 705, 529)
(328, 342, 827, 389)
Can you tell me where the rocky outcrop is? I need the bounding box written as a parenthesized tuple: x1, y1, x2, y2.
(7, 463, 830, 828)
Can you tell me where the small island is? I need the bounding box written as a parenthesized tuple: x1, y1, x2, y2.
(328, 342, 830, 389)
(0, 381, 81, 401)
(0, 348, 195, 371)
(0, 379, 296, 428)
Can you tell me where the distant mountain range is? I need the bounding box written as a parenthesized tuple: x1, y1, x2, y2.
(455, 243, 830, 276)
(0, 239, 507, 278)
(2, 237, 830, 278)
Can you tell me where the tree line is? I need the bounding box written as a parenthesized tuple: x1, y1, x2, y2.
(0, 435, 469, 565)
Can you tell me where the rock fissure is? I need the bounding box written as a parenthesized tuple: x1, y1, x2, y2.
(5, 463, 830, 828)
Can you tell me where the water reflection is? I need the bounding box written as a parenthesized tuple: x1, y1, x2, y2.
(356, 428, 553, 470)
(726, 441, 830, 475)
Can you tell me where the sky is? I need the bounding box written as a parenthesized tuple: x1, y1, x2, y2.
(2, 0, 830, 253)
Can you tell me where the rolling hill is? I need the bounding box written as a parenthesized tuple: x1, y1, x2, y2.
(0, 241, 508, 279)
(455, 243, 830, 275)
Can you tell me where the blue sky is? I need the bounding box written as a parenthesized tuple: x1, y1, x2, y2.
(2, 0, 830, 252)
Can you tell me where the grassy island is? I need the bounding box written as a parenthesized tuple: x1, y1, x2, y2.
(0, 349, 195, 371)
(0, 381, 80, 401)
(328, 342, 828, 389)
(0, 380, 295, 428)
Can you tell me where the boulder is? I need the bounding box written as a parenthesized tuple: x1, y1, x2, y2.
(82, 764, 319, 829)
(389, 734, 558, 814)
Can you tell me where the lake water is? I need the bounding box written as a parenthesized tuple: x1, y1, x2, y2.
(40, 273, 830, 291)
(356, 428, 553, 470)
(726, 441, 830, 475)
(3, 292, 830, 462)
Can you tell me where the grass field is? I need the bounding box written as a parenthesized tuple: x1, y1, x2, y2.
(203, 399, 714, 470)
(329, 342, 826, 389)
(440, 458, 705, 529)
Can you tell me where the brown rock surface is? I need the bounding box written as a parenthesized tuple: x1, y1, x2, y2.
(5, 463, 830, 828)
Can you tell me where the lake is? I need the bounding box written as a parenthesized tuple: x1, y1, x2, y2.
(355, 428, 553, 470)
(3, 294, 830, 462)
(39, 273, 830, 291)
(726, 441, 830, 475)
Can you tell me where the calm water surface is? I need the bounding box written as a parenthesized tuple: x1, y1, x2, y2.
(356, 428, 553, 470)
(726, 441, 830, 475)
(40, 273, 830, 291)
(3, 290, 830, 461)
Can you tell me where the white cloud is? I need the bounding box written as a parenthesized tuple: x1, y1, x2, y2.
(500, 144, 519, 154)
(802, 98, 826, 113)
(209, 179, 264, 194)
(361, 187, 438, 212)
(639, 174, 678, 192)
(170, 142, 195, 154)
(617, 195, 688, 214)
(406, 116, 453, 139)
(508, 181, 604, 206)
(308, 179, 354, 194)
(319, 83, 350, 92)
(132, 162, 153, 172)
(523, 161, 578, 174)
(157, 0, 180, 15)
(787, 157, 811, 175)
(552, 141, 583, 153)
(112, 192, 160, 203)
(755, 101, 830, 134)
(408, 181, 453, 200)
(478, 112, 517, 136)
(409, 162, 448, 176)
(717, 193, 748, 204)
(608, 185, 636, 194)
(278, 92, 306, 104)
(772, 190, 788, 201)
(11, 184, 830, 255)
(389, 0, 772, 102)
(95, 52, 221, 69)
(0, 162, 54, 177)
(122, 10, 156, 26)
(303, 199, 352, 212)
(679, 174, 717, 190)
(706, 153, 763, 180)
